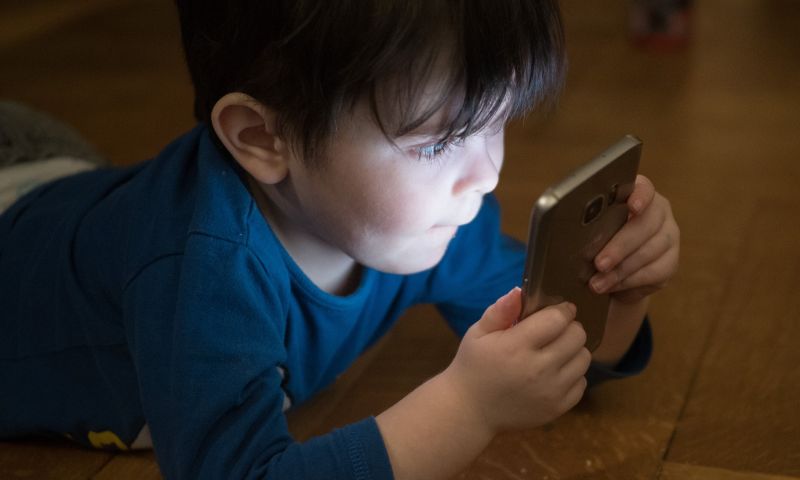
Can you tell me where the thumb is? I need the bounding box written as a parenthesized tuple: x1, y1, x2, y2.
(471, 287, 522, 337)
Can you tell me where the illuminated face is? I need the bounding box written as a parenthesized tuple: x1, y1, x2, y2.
(264, 97, 505, 276)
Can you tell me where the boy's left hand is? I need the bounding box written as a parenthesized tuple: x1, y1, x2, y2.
(589, 175, 680, 304)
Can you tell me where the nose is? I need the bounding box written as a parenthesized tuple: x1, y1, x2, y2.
(452, 134, 502, 196)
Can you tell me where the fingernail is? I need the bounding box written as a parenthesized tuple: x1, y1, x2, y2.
(567, 303, 577, 315)
(597, 257, 611, 272)
(591, 277, 606, 293)
(632, 199, 643, 213)
(498, 287, 518, 306)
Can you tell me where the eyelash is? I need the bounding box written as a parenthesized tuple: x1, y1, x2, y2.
(415, 139, 461, 164)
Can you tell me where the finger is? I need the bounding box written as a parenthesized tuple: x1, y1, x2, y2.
(560, 376, 588, 413)
(559, 346, 592, 380)
(516, 302, 576, 349)
(590, 221, 674, 294)
(611, 285, 662, 304)
(607, 243, 680, 294)
(539, 320, 587, 366)
(595, 195, 666, 273)
(628, 175, 656, 216)
(471, 287, 522, 337)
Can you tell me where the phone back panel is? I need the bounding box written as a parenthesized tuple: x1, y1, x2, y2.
(521, 136, 641, 351)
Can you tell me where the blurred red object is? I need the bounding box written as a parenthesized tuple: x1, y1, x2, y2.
(629, 0, 692, 50)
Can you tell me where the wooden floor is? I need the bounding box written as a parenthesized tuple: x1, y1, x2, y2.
(1, 1, 799, 479)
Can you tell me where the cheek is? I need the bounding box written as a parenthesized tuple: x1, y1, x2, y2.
(312, 144, 450, 246)
(356, 182, 441, 237)
(350, 192, 426, 239)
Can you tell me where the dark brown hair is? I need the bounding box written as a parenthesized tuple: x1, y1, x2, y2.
(175, 0, 566, 163)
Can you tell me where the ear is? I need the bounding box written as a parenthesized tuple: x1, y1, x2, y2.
(211, 92, 290, 184)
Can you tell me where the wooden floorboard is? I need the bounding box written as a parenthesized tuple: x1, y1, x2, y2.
(0, 439, 111, 480)
(1, 0, 799, 479)
(660, 462, 800, 480)
(0, 0, 131, 48)
(89, 452, 160, 480)
(0, 0, 195, 165)
(665, 198, 800, 476)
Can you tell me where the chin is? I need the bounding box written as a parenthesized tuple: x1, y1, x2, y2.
(369, 245, 450, 275)
(354, 227, 458, 274)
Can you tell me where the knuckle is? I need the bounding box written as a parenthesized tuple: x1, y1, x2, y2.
(556, 305, 573, 322)
(546, 305, 572, 326)
(656, 205, 668, 227)
(576, 376, 588, 394)
(613, 260, 629, 280)
(638, 263, 654, 279)
(565, 379, 588, 411)
(665, 197, 673, 212)
(581, 350, 592, 371)
(617, 234, 633, 254)
(579, 377, 589, 395)
(572, 322, 587, 345)
(658, 230, 673, 251)
(616, 274, 631, 291)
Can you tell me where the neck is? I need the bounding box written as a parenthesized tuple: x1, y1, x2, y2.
(245, 175, 361, 296)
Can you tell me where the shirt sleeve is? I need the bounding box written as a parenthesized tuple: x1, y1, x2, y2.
(586, 316, 653, 387)
(122, 236, 393, 480)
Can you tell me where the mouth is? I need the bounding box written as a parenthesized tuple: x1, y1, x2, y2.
(442, 207, 481, 228)
(431, 224, 459, 233)
(430, 200, 483, 233)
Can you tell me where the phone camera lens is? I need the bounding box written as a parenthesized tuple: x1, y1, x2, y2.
(583, 195, 605, 225)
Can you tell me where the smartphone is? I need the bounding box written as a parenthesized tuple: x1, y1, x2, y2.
(519, 135, 642, 351)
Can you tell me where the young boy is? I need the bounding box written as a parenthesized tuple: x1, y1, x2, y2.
(0, 1, 679, 479)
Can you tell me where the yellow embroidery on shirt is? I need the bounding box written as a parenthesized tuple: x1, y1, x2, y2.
(88, 430, 129, 451)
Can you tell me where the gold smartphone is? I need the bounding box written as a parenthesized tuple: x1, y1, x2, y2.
(519, 135, 642, 351)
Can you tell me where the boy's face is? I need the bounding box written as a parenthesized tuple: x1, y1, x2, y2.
(266, 98, 505, 275)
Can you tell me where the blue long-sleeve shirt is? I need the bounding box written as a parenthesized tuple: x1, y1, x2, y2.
(0, 125, 651, 479)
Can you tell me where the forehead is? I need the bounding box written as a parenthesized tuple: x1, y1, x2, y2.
(370, 44, 461, 137)
(335, 91, 506, 156)
(360, 82, 504, 151)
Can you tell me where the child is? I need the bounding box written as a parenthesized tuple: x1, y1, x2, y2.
(0, 1, 680, 478)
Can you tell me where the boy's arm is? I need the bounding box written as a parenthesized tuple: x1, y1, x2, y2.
(126, 241, 579, 480)
(591, 297, 649, 367)
(376, 373, 494, 480)
(378, 289, 587, 480)
(124, 247, 393, 480)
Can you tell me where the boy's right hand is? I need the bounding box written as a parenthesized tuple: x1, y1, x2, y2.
(443, 287, 590, 434)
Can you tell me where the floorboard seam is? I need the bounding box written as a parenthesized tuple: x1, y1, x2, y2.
(87, 454, 115, 480)
(660, 206, 758, 465)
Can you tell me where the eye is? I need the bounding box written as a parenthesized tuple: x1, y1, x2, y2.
(415, 139, 462, 163)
